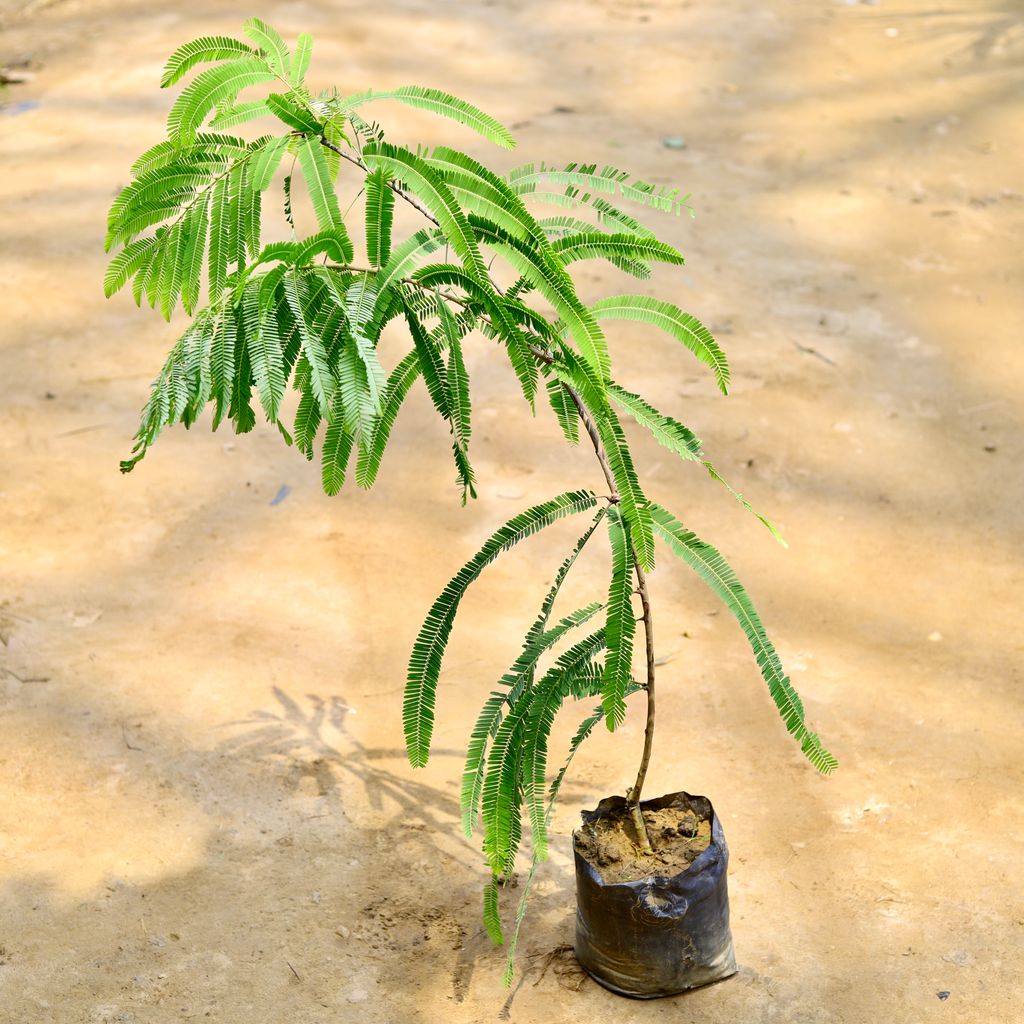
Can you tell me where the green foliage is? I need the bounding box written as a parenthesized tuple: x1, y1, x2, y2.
(601, 506, 635, 730)
(363, 169, 394, 269)
(590, 294, 730, 394)
(107, 20, 834, 985)
(649, 503, 837, 773)
(404, 490, 598, 768)
(608, 383, 703, 461)
(161, 36, 255, 89)
(508, 161, 690, 215)
(337, 85, 516, 149)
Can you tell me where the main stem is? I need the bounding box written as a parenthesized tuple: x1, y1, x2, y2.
(321, 134, 657, 852)
(568, 392, 656, 855)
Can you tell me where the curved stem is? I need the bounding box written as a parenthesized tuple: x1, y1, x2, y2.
(322, 132, 657, 850)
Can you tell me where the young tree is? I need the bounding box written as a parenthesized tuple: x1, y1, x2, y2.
(105, 19, 835, 980)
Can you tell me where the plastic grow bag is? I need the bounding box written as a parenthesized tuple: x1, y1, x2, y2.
(573, 791, 737, 998)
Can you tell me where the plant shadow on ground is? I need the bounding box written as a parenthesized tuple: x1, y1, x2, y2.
(215, 686, 598, 1008)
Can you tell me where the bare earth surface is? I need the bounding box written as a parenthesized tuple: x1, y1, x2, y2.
(1, 1, 1022, 1021)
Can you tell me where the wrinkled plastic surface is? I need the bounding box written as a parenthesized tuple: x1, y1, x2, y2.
(573, 791, 737, 998)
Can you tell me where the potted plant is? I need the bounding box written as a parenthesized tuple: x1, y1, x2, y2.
(104, 19, 836, 998)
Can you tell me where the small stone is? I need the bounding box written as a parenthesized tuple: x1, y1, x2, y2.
(348, 989, 369, 1003)
(662, 135, 687, 150)
(937, 991, 951, 1001)
(336, 925, 350, 939)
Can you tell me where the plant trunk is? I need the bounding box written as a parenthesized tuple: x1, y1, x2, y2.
(625, 562, 656, 853)
(564, 387, 658, 854)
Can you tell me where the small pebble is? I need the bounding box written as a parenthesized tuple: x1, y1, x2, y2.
(349, 989, 369, 1003)
(937, 991, 950, 1001)
(662, 135, 687, 150)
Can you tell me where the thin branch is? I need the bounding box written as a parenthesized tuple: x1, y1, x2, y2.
(626, 565, 656, 853)
(319, 137, 441, 227)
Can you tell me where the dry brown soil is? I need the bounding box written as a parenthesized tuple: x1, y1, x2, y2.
(1, 1, 1022, 1022)
(574, 802, 713, 884)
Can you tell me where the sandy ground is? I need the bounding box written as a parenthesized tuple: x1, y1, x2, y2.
(1, 1, 1022, 1021)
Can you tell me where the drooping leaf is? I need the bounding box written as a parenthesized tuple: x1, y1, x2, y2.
(283, 270, 335, 414)
(266, 92, 323, 135)
(483, 879, 504, 945)
(405, 490, 599, 767)
(595, 411, 655, 570)
(362, 142, 489, 282)
(207, 172, 230, 298)
(209, 99, 270, 130)
(602, 506, 635, 731)
(469, 215, 609, 384)
(402, 300, 448, 406)
(293, 375, 322, 459)
(590, 294, 730, 394)
(700, 459, 788, 546)
(545, 375, 579, 446)
(649, 502, 836, 773)
(243, 280, 286, 420)
(321, 395, 355, 495)
(608, 382, 703, 462)
(161, 35, 255, 88)
(462, 601, 604, 839)
(249, 135, 290, 191)
(364, 168, 394, 269)
(179, 196, 210, 314)
(339, 85, 516, 149)
(228, 305, 256, 433)
(354, 349, 420, 488)
(167, 58, 275, 142)
(508, 162, 687, 215)
(297, 135, 344, 232)
(104, 237, 156, 298)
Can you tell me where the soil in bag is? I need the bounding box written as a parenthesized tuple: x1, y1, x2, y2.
(573, 791, 737, 998)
